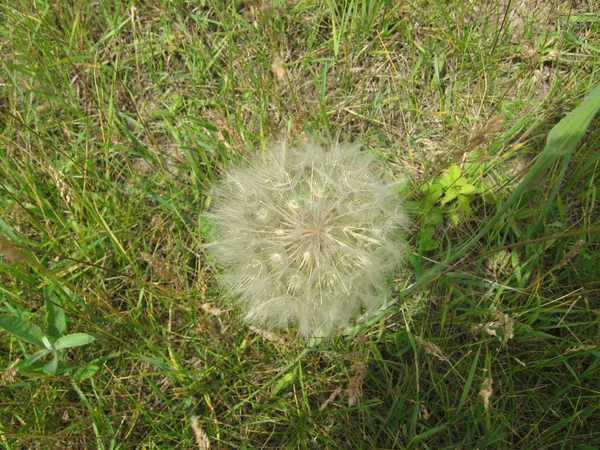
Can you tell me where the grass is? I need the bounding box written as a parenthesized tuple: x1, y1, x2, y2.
(1, 0, 599, 448)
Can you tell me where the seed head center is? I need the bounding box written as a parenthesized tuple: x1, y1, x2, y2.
(303, 221, 324, 241)
(300, 210, 333, 250)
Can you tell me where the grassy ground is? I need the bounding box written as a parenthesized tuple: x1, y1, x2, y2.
(1, 0, 599, 448)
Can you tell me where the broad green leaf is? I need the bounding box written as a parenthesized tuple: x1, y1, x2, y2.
(449, 211, 460, 226)
(419, 226, 439, 251)
(424, 210, 443, 226)
(423, 184, 443, 206)
(459, 183, 477, 195)
(457, 195, 472, 214)
(72, 352, 120, 380)
(0, 315, 48, 348)
(455, 177, 467, 187)
(44, 355, 59, 374)
(421, 237, 439, 251)
(419, 226, 435, 241)
(53, 333, 96, 350)
(439, 164, 462, 187)
(441, 187, 459, 205)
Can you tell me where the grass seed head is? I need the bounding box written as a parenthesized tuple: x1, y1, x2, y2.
(204, 138, 408, 337)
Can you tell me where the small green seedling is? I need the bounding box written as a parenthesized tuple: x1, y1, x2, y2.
(0, 292, 95, 375)
(409, 163, 487, 270)
(422, 163, 480, 225)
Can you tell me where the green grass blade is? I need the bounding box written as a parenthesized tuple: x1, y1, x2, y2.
(457, 345, 481, 411)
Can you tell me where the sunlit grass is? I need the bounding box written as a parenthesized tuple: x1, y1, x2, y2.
(1, 0, 599, 448)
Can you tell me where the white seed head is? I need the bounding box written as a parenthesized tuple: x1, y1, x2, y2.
(203, 138, 408, 337)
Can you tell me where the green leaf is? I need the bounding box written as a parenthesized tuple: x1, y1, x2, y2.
(72, 352, 120, 380)
(439, 164, 461, 187)
(455, 176, 467, 187)
(272, 368, 297, 396)
(423, 184, 443, 207)
(409, 424, 448, 444)
(44, 355, 59, 375)
(25, 348, 52, 366)
(41, 335, 54, 350)
(73, 363, 102, 380)
(423, 210, 443, 226)
(45, 289, 67, 340)
(421, 237, 439, 251)
(418, 227, 439, 251)
(138, 354, 171, 370)
(516, 323, 560, 340)
(457, 195, 472, 214)
(449, 211, 460, 226)
(459, 183, 477, 195)
(53, 333, 96, 350)
(348, 85, 600, 338)
(0, 315, 48, 348)
(441, 187, 459, 205)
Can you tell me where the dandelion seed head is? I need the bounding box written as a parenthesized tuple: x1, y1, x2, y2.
(204, 138, 408, 337)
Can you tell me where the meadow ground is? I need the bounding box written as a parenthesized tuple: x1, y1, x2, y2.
(1, 1, 599, 448)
